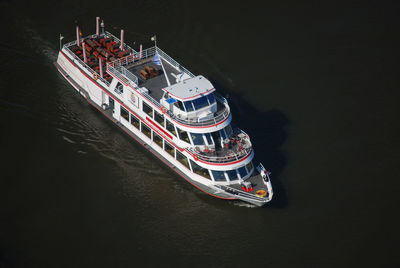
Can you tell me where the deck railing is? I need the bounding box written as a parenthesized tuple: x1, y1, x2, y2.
(214, 184, 270, 202)
(186, 129, 252, 163)
(186, 146, 252, 164)
(106, 46, 230, 127)
(65, 34, 231, 127)
(62, 34, 122, 86)
(175, 94, 230, 126)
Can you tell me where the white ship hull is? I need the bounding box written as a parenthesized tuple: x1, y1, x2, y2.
(55, 25, 272, 206)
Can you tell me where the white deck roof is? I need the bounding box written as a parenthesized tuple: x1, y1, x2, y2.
(162, 75, 215, 101)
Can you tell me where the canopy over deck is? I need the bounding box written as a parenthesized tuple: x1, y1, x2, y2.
(162, 75, 215, 101)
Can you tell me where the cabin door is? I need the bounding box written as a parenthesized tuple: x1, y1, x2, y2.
(211, 131, 222, 150)
(109, 97, 115, 113)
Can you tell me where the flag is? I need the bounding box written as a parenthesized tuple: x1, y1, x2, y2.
(152, 52, 162, 66)
(60, 34, 64, 40)
(79, 29, 82, 36)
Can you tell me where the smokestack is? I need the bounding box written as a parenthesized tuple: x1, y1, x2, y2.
(99, 58, 103, 78)
(76, 25, 80, 46)
(139, 44, 142, 59)
(83, 42, 87, 63)
(96, 17, 100, 36)
(120, 29, 124, 51)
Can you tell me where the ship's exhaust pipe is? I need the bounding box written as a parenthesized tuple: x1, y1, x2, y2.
(99, 58, 103, 78)
(120, 29, 124, 51)
(96, 17, 100, 36)
(76, 25, 80, 46)
(83, 42, 87, 63)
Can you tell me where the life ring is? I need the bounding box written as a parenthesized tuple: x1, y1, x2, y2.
(161, 106, 166, 114)
(194, 154, 198, 161)
(255, 190, 267, 197)
(93, 72, 98, 80)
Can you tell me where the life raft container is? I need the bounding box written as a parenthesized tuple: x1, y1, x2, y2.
(255, 190, 267, 197)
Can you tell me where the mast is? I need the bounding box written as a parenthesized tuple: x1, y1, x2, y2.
(151, 35, 171, 87)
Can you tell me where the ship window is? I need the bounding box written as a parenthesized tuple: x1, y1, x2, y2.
(183, 101, 194, 112)
(153, 132, 163, 148)
(206, 93, 215, 104)
(204, 133, 213, 145)
(130, 114, 140, 129)
(226, 169, 238, 181)
(190, 133, 205, 145)
(224, 125, 233, 138)
(211, 170, 227, 182)
(164, 141, 175, 157)
(176, 127, 190, 144)
(142, 101, 153, 117)
(115, 82, 123, 94)
(166, 120, 177, 136)
(192, 96, 209, 110)
(238, 166, 248, 179)
(246, 162, 253, 174)
(120, 106, 129, 121)
(174, 100, 185, 111)
(154, 111, 164, 127)
(219, 129, 227, 140)
(190, 160, 211, 180)
(176, 150, 190, 170)
(141, 123, 151, 139)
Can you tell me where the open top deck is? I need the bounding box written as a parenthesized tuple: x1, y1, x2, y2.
(125, 58, 180, 103)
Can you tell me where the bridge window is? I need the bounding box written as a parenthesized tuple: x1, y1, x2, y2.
(224, 125, 233, 138)
(226, 169, 238, 181)
(154, 111, 164, 127)
(153, 132, 163, 148)
(166, 120, 176, 136)
(238, 166, 248, 179)
(246, 162, 253, 174)
(164, 141, 175, 157)
(130, 114, 140, 129)
(183, 101, 194, 112)
(192, 96, 209, 110)
(219, 129, 227, 140)
(142, 101, 153, 117)
(174, 100, 185, 111)
(204, 133, 213, 145)
(206, 93, 215, 104)
(190, 133, 205, 145)
(120, 106, 129, 121)
(190, 160, 211, 180)
(141, 122, 151, 139)
(115, 82, 123, 94)
(176, 150, 190, 170)
(211, 170, 227, 182)
(176, 127, 190, 144)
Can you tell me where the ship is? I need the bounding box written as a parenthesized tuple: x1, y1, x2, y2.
(54, 17, 273, 206)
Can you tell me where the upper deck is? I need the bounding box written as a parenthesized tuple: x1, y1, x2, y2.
(63, 32, 231, 128)
(106, 46, 231, 128)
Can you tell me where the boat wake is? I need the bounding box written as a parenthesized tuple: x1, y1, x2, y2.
(16, 19, 58, 64)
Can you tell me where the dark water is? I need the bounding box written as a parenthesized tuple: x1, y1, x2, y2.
(1, 1, 399, 267)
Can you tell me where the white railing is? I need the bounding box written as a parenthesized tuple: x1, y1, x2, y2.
(63, 41, 111, 86)
(214, 184, 270, 201)
(186, 128, 252, 163)
(186, 146, 252, 164)
(64, 33, 231, 127)
(156, 47, 195, 78)
(105, 46, 231, 127)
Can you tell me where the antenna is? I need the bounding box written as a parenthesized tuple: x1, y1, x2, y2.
(100, 20, 105, 35)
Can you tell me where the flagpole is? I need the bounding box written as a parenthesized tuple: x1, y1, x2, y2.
(152, 35, 170, 87)
(59, 34, 64, 50)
